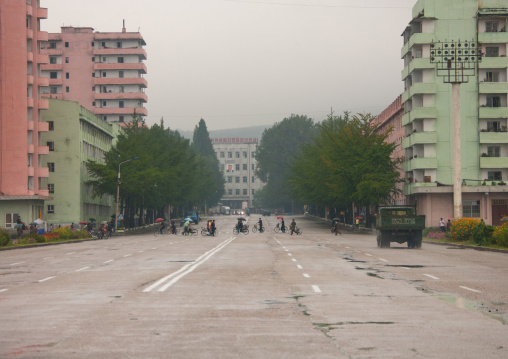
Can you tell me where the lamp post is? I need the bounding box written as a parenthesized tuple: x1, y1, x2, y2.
(115, 157, 138, 230)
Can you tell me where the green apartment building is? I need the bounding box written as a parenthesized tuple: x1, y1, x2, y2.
(41, 99, 120, 226)
(402, 0, 508, 226)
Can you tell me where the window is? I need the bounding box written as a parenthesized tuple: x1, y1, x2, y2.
(48, 162, 55, 172)
(252, 189, 255, 195)
(252, 176, 255, 183)
(235, 176, 240, 183)
(66, 86, 69, 92)
(118, 57, 124, 63)
(235, 164, 240, 171)
(243, 189, 248, 195)
(92, 57, 95, 62)
(487, 121, 501, 132)
(65, 42, 69, 48)
(228, 152, 232, 158)
(48, 184, 54, 194)
(92, 73, 95, 77)
(49, 57, 57, 64)
(228, 176, 233, 183)
(486, 96, 501, 107)
(119, 101, 124, 108)
(487, 146, 500, 157)
(47, 205, 55, 214)
(49, 42, 56, 49)
(92, 42, 95, 47)
(119, 71, 124, 78)
(235, 152, 240, 158)
(228, 189, 233, 195)
(102, 72, 107, 78)
(48, 121, 54, 131)
(243, 152, 247, 158)
(252, 164, 255, 170)
(251, 152, 255, 157)
(485, 71, 499, 82)
(220, 164, 224, 172)
(485, 47, 499, 57)
(117, 42, 122, 48)
(47, 142, 54, 151)
(50, 86, 58, 94)
(243, 176, 247, 183)
(463, 200, 480, 218)
(50, 72, 57, 79)
(488, 171, 502, 181)
(27, 154, 32, 167)
(220, 152, 225, 158)
(243, 164, 247, 170)
(101, 42, 106, 48)
(119, 86, 124, 93)
(65, 72, 69, 79)
(235, 189, 240, 195)
(65, 57, 69, 63)
(119, 116, 124, 123)
(486, 21, 499, 33)
(102, 101, 107, 107)
(5, 213, 20, 229)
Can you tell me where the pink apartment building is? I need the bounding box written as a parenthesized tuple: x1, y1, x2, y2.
(40, 26, 147, 123)
(373, 95, 407, 205)
(0, 0, 51, 227)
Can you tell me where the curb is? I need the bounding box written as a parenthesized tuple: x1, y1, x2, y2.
(423, 240, 508, 254)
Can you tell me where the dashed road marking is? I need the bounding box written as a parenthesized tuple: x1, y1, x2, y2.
(379, 258, 388, 262)
(123, 254, 132, 257)
(297, 265, 303, 270)
(292, 258, 297, 262)
(303, 273, 310, 278)
(423, 274, 439, 280)
(76, 267, 90, 272)
(43, 257, 53, 260)
(0, 289, 8, 293)
(10, 262, 25, 266)
(39, 276, 56, 283)
(460, 286, 481, 293)
(365, 254, 372, 257)
(312, 285, 322, 293)
(66, 252, 76, 255)
(103, 260, 114, 264)
(138, 251, 145, 253)
(288, 253, 292, 256)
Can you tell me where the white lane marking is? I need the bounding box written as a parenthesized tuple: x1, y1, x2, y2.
(0, 289, 8, 293)
(292, 258, 297, 262)
(76, 267, 90, 272)
(66, 252, 76, 255)
(10, 262, 25, 266)
(152, 248, 156, 250)
(144, 237, 235, 293)
(284, 249, 289, 252)
(460, 286, 481, 293)
(103, 260, 114, 264)
(43, 257, 53, 260)
(288, 253, 292, 257)
(365, 254, 372, 257)
(138, 251, 145, 253)
(123, 254, 132, 257)
(378, 258, 388, 262)
(312, 285, 322, 293)
(297, 265, 303, 270)
(39, 276, 56, 283)
(423, 274, 439, 280)
(303, 273, 310, 278)
(402, 267, 410, 270)
(346, 246, 350, 249)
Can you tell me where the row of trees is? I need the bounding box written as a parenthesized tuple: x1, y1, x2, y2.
(86, 118, 224, 227)
(254, 112, 402, 224)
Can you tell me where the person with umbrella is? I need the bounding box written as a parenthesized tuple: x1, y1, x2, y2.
(280, 217, 285, 233)
(236, 218, 244, 233)
(155, 218, 165, 235)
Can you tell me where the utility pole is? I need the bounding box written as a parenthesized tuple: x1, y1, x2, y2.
(430, 40, 482, 218)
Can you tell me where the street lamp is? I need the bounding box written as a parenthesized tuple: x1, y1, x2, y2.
(115, 157, 139, 230)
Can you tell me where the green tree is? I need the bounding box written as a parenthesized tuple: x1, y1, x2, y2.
(254, 114, 317, 211)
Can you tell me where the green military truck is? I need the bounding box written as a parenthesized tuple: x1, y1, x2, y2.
(376, 206, 425, 248)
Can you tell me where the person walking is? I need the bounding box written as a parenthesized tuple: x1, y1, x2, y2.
(335, 220, 341, 236)
(290, 219, 296, 235)
(440, 218, 446, 232)
(16, 218, 23, 239)
(446, 219, 452, 232)
(258, 218, 263, 233)
(211, 220, 216, 236)
(281, 218, 285, 233)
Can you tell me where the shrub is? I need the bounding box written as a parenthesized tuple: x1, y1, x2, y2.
(0, 228, 11, 246)
(52, 226, 74, 240)
(471, 221, 495, 246)
(492, 223, 508, 247)
(449, 218, 480, 242)
(426, 230, 446, 240)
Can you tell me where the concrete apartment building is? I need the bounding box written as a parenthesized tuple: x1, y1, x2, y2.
(41, 25, 147, 124)
(373, 95, 406, 206)
(212, 138, 263, 209)
(401, 0, 508, 226)
(0, 0, 51, 228)
(41, 99, 119, 225)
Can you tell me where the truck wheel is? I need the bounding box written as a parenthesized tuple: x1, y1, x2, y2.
(377, 232, 390, 248)
(407, 239, 414, 249)
(414, 231, 423, 249)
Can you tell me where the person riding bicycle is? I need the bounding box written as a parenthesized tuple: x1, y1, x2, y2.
(258, 218, 263, 232)
(170, 219, 176, 234)
(280, 218, 285, 233)
(237, 219, 244, 233)
(159, 220, 166, 234)
(211, 220, 216, 236)
(107, 220, 114, 236)
(183, 220, 191, 235)
(290, 219, 296, 235)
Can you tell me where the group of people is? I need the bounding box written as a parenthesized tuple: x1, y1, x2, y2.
(159, 219, 178, 235)
(278, 218, 298, 235)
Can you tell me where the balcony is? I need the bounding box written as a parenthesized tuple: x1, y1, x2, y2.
(402, 131, 437, 149)
(479, 106, 508, 118)
(95, 32, 145, 42)
(41, 64, 63, 71)
(93, 48, 147, 59)
(94, 107, 148, 116)
(38, 146, 49, 155)
(28, 144, 35, 153)
(480, 156, 508, 168)
(403, 182, 444, 196)
(37, 54, 49, 64)
(94, 77, 147, 87)
(26, 28, 33, 39)
(38, 121, 49, 132)
(37, 7, 48, 19)
(405, 83, 436, 101)
(27, 52, 33, 62)
(38, 31, 48, 42)
(27, 75, 34, 85)
(409, 57, 434, 72)
(42, 93, 63, 100)
(48, 78, 62, 86)
(42, 49, 63, 56)
(479, 131, 508, 144)
(27, 97, 34, 108)
(37, 167, 49, 178)
(38, 77, 49, 87)
(94, 62, 147, 74)
(479, 82, 508, 94)
(26, 4, 32, 16)
(28, 167, 34, 176)
(404, 107, 438, 124)
(38, 98, 49, 110)
(94, 92, 148, 102)
(403, 157, 438, 172)
(479, 32, 508, 44)
(480, 57, 508, 69)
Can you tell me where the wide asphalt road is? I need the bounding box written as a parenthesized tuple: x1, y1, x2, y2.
(0, 215, 507, 358)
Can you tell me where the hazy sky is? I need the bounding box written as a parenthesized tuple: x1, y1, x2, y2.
(42, 0, 414, 131)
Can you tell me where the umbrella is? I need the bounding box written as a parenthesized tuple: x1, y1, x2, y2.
(29, 222, 38, 226)
(155, 218, 164, 223)
(356, 216, 363, 219)
(89, 218, 96, 222)
(277, 216, 284, 219)
(34, 218, 44, 225)
(237, 217, 247, 221)
(14, 223, 22, 229)
(184, 217, 193, 222)
(447, 217, 454, 220)
(79, 221, 87, 225)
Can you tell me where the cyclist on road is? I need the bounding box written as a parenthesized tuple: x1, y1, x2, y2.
(258, 218, 263, 233)
(290, 219, 296, 235)
(159, 220, 166, 235)
(170, 219, 177, 234)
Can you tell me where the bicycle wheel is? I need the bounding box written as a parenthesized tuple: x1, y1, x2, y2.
(233, 228, 239, 235)
(274, 226, 280, 233)
(243, 228, 249, 235)
(154, 230, 160, 237)
(201, 229, 208, 236)
(252, 226, 257, 233)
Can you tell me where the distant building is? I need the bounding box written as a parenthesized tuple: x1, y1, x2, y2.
(212, 138, 264, 209)
(0, 0, 51, 228)
(373, 95, 406, 205)
(41, 25, 147, 124)
(401, 0, 508, 226)
(41, 99, 120, 225)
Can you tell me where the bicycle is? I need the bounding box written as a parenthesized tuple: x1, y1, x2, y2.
(274, 223, 286, 233)
(290, 226, 302, 235)
(251, 223, 264, 233)
(182, 228, 197, 236)
(154, 228, 170, 236)
(233, 226, 249, 235)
